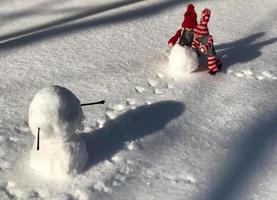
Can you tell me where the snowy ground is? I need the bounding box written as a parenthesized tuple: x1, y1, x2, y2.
(1, 0, 277, 199)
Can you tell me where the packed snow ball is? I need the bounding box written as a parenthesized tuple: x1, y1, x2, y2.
(168, 44, 199, 76)
(29, 133, 89, 179)
(28, 85, 84, 140)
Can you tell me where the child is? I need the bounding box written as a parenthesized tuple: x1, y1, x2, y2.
(191, 8, 222, 74)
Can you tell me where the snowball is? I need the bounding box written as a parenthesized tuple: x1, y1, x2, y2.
(28, 85, 88, 179)
(29, 135, 88, 179)
(168, 44, 199, 76)
(29, 85, 84, 140)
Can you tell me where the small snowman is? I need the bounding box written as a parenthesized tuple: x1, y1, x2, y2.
(28, 85, 88, 179)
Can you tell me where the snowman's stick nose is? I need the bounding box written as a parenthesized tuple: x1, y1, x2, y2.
(81, 100, 105, 107)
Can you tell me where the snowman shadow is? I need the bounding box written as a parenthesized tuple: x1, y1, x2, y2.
(81, 100, 185, 170)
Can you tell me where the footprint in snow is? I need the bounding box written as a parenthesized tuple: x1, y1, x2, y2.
(105, 110, 117, 120)
(12, 123, 30, 134)
(111, 164, 134, 187)
(134, 86, 146, 93)
(147, 79, 159, 88)
(227, 69, 277, 80)
(93, 181, 111, 194)
(156, 72, 165, 79)
(0, 160, 11, 170)
(166, 83, 174, 89)
(96, 119, 106, 129)
(144, 169, 196, 185)
(126, 98, 137, 106)
(148, 78, 170, 94)
(261, 71, 277, 80)
(0, 181, 7, 189)
(105, 103, 128, 120)
(112, 173, 127, 186)
(0, 136, 7, 143)
(255, 75, 266, 80)
(125, 141, 139, 151)
(153, 88, 163, 95)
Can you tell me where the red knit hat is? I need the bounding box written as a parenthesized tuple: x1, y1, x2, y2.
(181, 4, 198, 29)
(193, 8, 211, 36)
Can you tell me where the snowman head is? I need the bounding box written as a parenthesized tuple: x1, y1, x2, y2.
(28, 85, 84, 140)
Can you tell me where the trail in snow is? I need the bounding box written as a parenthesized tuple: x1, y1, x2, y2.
(1, 0, 277, 199)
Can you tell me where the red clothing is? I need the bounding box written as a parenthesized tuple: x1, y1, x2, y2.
(167, 4, 197, 46)
(168, 29, 182, 45)
(181, 11, 198, 29)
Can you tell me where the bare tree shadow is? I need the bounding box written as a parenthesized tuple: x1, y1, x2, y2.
(0, 0, 187, 49)
(202, 110, 277, 200)
(0, 0, 144, 42)
(0, 0, 60, 24)
(216, 32, 277, 72)
(80, 101, 185, 170)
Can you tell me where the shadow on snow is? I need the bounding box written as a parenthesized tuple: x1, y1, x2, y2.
(0, 0, 187, 49)
(193, 32, 277, 73)
(81, 100, 185, 170)
(216, 32, 277, 72)
(202, 110, 277, 200)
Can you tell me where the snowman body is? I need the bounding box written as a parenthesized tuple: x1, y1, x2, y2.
(28, 86, 88, 179)
(168, 44, 199, 76)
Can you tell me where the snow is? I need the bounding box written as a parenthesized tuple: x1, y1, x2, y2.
(1, 0, 277, 199)
(168, 44, 199, 76)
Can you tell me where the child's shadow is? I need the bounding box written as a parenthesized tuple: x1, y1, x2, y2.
(81, 101, 185, 170)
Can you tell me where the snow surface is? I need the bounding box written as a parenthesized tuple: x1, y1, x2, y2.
(1, 0, 277, 199)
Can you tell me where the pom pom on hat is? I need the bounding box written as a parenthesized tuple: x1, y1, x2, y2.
(182, 4, 198, 29)
(187, 3, 195, 11)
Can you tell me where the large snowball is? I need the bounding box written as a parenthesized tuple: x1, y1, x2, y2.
(29, 135, 88, 179)
(28, 85, 84, 140)
(28, 86, 88, 179)
(168, 44, 199, 76)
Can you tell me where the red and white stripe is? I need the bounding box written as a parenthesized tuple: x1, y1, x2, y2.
(201, 14, 210, 24)
(208, 56, 218, 72)
(194, 8, 211, 36)
(193, 24, 209, 36)
(191, 37, 200, 49)
(207, 35, 213, 47)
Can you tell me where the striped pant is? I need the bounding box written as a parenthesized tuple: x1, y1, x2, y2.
(194, 36, 220, 73)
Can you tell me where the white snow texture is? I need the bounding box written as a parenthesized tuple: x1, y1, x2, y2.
(168, 44, 198, 76)
(1, 0, 277, 199)
(28, 86, 88, 179)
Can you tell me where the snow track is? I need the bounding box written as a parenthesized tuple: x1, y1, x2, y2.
(1, 0, 277, 199)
